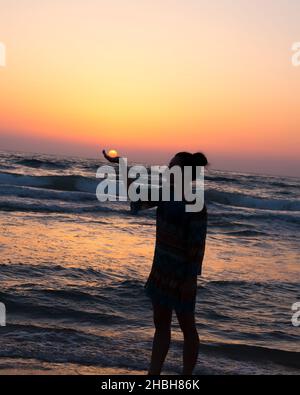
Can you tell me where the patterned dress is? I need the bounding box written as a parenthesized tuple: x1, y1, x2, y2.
(131, 194, 207, 313)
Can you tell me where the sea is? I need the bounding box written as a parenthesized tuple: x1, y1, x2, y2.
(0, 150, 299, 374)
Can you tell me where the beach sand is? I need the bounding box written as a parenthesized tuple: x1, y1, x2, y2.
(0, 358, 146, 375)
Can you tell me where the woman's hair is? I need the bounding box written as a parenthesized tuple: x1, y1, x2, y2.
(173, 151, 208, 180)
(174, 151, 208, 167)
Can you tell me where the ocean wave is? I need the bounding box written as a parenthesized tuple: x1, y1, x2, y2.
(0, 198, 131, 216)
(206, 175, 240, 183)
(201, 342, 300, 369)
(206, 279, 298, 289)
(16, 158, 70, 170)
(0, 288, 130, 325)
(0, 184, 96, 202)
(206, 189, 300, 211)
(223, 229, 267, 237)
(0, 171, 299, 213)
(203, 280, 299, 301)
(0, 262, 112, 280)
(0, 171, 98, 193)
(0, 322, 299, 371)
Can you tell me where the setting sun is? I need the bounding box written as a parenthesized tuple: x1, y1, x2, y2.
(107, 149, 119, 159)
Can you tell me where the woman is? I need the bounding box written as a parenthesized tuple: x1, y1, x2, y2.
(103, 150, 208, 375)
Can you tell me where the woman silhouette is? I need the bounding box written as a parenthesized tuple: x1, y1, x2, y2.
(103, 150, 208, 375)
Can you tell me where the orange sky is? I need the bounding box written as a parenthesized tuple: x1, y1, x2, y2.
(0, 0, 300, 176)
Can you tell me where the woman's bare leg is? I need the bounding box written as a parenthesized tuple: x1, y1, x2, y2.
(176, 310, 199, 375)
(148, 303, 172, 375)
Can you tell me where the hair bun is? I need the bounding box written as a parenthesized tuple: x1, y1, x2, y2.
(192, 152, 208, 167)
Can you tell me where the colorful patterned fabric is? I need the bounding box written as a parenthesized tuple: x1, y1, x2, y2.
(131, 194, 207, 312)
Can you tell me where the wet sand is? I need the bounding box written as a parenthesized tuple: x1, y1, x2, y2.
(0, 358, 146, 375)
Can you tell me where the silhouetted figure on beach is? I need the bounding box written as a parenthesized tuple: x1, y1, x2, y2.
(103, 150, 208, 375)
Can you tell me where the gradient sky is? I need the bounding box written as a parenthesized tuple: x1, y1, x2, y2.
(0, 0, 299, 176)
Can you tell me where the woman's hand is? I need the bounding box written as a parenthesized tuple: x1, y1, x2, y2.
(102, 149, 134, 190)
(180, 276, 197, 302)
(102, 149, 120, 164)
